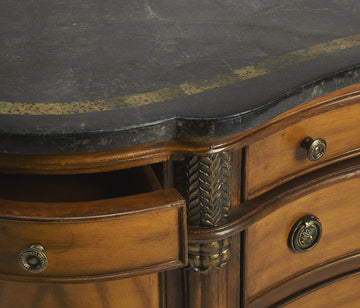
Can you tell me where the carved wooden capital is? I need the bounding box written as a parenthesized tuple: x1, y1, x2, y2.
(188, 239, 231, 273)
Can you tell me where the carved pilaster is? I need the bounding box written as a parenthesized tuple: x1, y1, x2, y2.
(185, 151, 232, 227)
(178, 151, 232, 273)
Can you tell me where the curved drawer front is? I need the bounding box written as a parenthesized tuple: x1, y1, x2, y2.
(247, 103, 360, 198)
(0, 189, 186, 282)
(0, 274, 160, 308)
(245, 176, 360, 300)
(285, 273, 360, 308)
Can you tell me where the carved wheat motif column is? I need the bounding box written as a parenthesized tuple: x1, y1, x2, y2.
(181, 151, 232, 272)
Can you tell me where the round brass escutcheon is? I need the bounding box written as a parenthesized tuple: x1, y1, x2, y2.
(301, 137, 327, 161)
(18, 243, 48, 273)
(288, 215, 322, 253)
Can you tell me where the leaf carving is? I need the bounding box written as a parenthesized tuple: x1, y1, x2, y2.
(185, 152, 232, 227)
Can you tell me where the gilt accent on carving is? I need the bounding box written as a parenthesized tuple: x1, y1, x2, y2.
(175, 151, 233, 272)
(188, 239, 231, 273)
(184, 152, 232, 228)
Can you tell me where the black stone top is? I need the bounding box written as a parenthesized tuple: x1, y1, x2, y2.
(1, 0, 360, 154)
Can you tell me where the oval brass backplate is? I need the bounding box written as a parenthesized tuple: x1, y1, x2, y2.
(288, 215, 322, 253)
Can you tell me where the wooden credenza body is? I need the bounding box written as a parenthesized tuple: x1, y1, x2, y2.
(0, 85, 360, 307)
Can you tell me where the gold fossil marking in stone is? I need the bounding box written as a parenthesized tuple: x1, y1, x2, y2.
(2, 34, 360, 115)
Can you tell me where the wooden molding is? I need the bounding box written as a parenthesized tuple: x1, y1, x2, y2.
(188, 155, 360, 243)
(1, 84, 360, 174)
(248, 252, 360, 307)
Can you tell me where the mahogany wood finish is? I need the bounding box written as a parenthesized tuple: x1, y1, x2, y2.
(185, 156, 360, 306)
(249, 253, 360, 307)
(0, 84, 359, 175)
(246, 177, 360, 299)
(184, 233, 241, 308)
(188, 155, 360, 243)
(0, 274, 160, 308)
(179, 149, 242, 308)
(247, 103, 360, 198)
(1, 85, 360, 307)
(283, 271, 360, 307)
(0, 189, 186, 282)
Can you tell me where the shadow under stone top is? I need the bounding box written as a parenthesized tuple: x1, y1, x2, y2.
(1, 0, 360, 154)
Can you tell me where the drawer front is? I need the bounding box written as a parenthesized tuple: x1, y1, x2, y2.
(0, 189, 186, 282)
(247, 104, 360, 198)
(285, 273, 360, 308)
(0, 274, 160, 308)
(245, 177, 360, 299)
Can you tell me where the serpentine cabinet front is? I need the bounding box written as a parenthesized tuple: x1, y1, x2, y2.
(0, 85, 360, 307)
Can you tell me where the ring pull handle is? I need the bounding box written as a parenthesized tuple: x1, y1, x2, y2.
(302, 137, 327, 161)
(288, 215, 322, 253)
(18, 243, 48, 273)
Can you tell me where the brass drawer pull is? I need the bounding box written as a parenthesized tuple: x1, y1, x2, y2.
(302, 137, 327, 161)
(288, 215, 322, 253)
(18, 243, 48, 273)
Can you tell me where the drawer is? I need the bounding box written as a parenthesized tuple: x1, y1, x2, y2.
(245, 176, 360, 301)
(0, 274, 160, 308)
(0, 166, 187, 282)
(247, 103, 360, 198)
(284, 273, 360, 307)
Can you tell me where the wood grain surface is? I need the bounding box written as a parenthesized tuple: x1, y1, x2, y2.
(0, 189, 186, 282)
(245, 177, 360, 299)
(247, 103, 360, 197)
(189, 155, 360, 244)
(1, 84, 360, 175)
(184, 233, 241, 308)
(284, 272, 360, 308)
(248, 253, 360, 307)
(2, 85, 360, 307)
(0, 274, 160, 308)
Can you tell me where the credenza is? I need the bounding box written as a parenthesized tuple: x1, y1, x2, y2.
(1, 2, 360, 307)
(1, 84, 360, 307)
